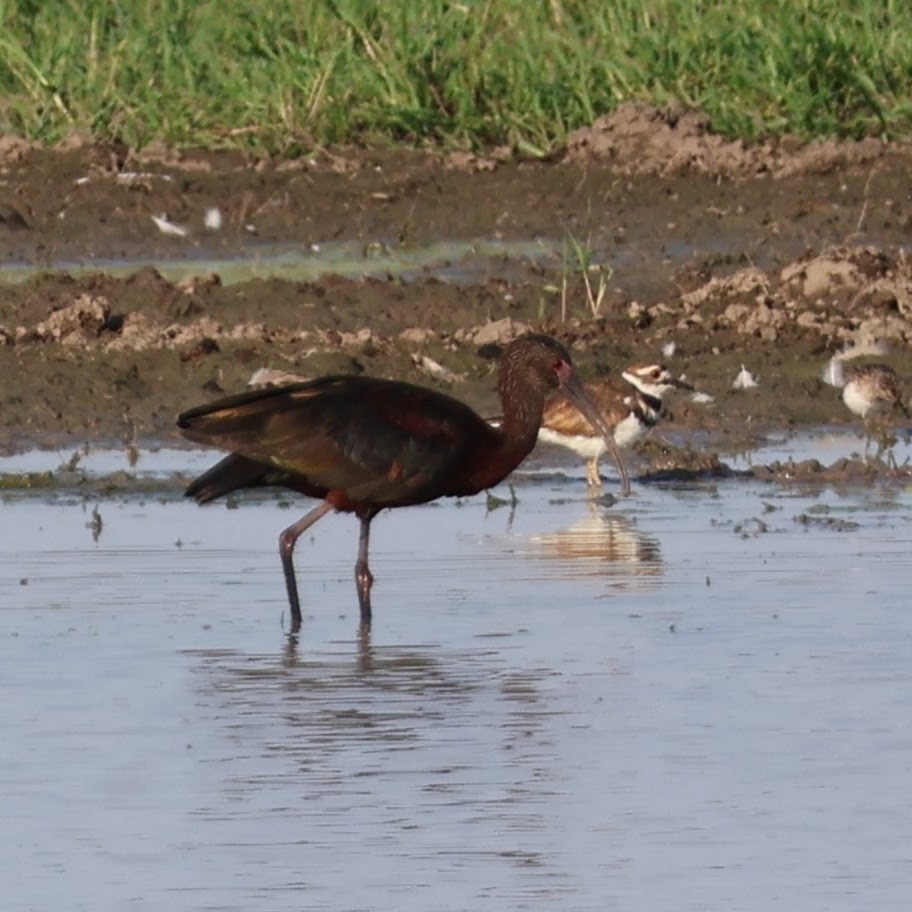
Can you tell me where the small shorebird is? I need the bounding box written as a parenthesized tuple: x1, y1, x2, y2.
(840, 363, 909, 422)
(826, 360, 909, 461)
(823, 354, 909, 460)
(538, 363, 693, 487)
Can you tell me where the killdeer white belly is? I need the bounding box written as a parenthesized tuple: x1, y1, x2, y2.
(539, 364, 693, 487)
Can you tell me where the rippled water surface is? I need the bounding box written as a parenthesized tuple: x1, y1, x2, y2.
(3, 438, 912, 911)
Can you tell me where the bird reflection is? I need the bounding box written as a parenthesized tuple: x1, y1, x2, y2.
(283, 622, 375, 672)
(529, 503, 662, 589)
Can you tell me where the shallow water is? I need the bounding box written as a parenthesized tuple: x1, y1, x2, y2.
(0, 237, 556, 287)
(4, 439, 912, 911)
(0, 216, 809, 289)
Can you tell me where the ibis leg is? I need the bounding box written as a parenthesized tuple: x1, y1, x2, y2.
(278, 501, 333, 632)
(355, 514, 375, 626)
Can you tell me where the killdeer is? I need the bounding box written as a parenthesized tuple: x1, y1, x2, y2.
(538, 364, 693, 487)
(840, 363, 909, 421)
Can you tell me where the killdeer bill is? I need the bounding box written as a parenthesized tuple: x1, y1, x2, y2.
(539, 364, 693, 487)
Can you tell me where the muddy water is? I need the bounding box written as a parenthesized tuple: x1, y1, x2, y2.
(0, 237, 556, 287)
(4, 436, 912, 911)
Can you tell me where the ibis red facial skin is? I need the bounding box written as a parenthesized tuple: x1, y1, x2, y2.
(178, 334, 629, 631)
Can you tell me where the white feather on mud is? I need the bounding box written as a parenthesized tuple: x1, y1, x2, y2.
(822, 357, 845, 388)
(247, 367, 307, 388)
(117, 172, 174, 184)
(151, 213, 190, 237)
(732, 365, 759, 390)
(411, 353, 464, 383)
(822, 340, 892, 388)
(203, 207, 223, 230)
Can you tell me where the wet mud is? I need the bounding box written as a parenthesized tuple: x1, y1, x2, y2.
(2, 105, 912, 483)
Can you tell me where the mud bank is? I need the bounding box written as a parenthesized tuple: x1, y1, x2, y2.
(1, 106, 911, 478)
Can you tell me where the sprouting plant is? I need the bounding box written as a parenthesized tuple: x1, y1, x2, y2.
(560, 231, 612, 320)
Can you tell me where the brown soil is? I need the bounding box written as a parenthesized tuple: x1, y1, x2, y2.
(2, 104, 912, 482)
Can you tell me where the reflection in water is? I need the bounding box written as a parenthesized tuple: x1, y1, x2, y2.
(528, 503, 662, 589)
(184, 636, 573, 905)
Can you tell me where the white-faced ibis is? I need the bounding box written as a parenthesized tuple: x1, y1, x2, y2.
(178, 334, 629, 631)
(538, 363, 693, 487)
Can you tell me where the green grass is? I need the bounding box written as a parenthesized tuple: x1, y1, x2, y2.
(2, 0, 912, 154)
